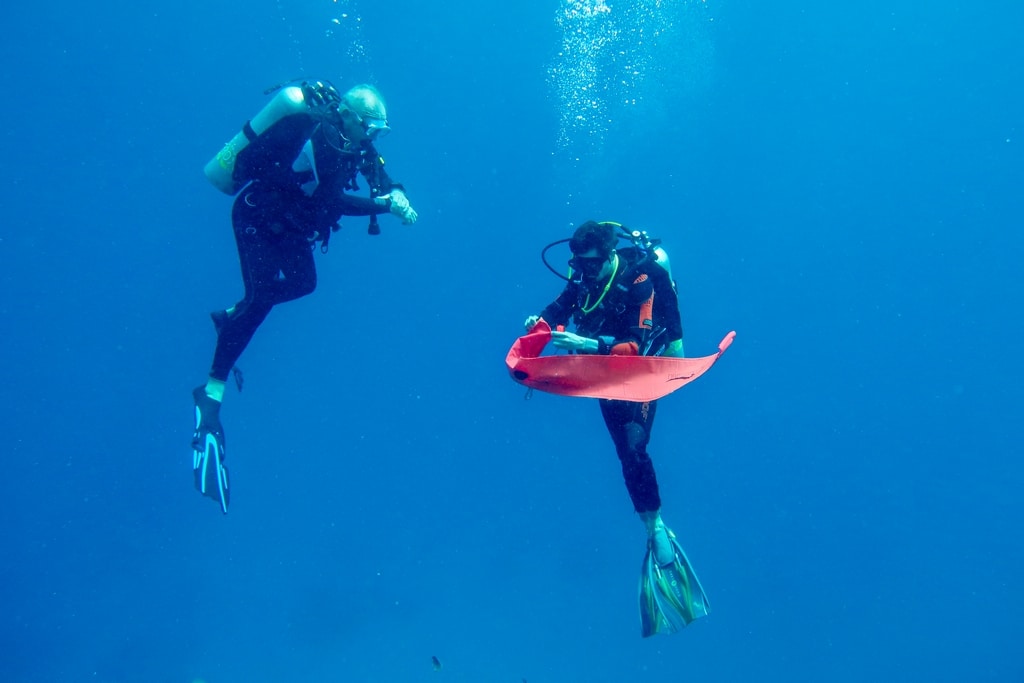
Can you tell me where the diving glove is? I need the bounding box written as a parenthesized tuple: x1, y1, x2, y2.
(551, 330, 599, 353)
(191, 386, 230, 514)
(300, 80, 341, 112)
(383, 188, 418, 225)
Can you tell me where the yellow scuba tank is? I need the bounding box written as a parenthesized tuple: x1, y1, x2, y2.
(204, 86, 310, 195)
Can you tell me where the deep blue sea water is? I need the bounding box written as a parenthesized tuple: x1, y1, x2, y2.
(2, 1, 1022, 681)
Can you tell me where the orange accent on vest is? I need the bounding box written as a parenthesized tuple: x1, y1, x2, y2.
(638, 291, 654, 330)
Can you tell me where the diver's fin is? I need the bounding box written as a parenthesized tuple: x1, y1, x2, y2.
(638, 527, 709, 637)
(639, 557, 662, 637)
(192, 386, 230, 514)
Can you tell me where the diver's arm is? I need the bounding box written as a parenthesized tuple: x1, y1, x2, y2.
(336, 193, 391, 216)
(538, 283, 578, 328)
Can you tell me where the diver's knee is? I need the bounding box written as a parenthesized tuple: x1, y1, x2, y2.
(623, 422, 648, 454)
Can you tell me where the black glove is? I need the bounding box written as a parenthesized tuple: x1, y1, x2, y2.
(301, 80, 341, 112)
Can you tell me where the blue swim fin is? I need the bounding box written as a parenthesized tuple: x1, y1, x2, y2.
(192, 386, 230, 514)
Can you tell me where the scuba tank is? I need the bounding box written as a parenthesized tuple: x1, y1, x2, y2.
(204, 81, 340, 195)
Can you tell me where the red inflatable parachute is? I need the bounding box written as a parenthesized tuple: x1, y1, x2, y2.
(506, 320, 735, 402)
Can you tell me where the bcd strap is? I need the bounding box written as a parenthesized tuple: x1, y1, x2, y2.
(242, 121, 258, 142)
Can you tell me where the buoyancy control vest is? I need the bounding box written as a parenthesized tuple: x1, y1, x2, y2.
(572, 245, 683, 356)
(622, 245, 683, 354)
(608, 225, 683, 357)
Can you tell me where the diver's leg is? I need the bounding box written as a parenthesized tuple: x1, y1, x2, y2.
(600, 398, 661, 514)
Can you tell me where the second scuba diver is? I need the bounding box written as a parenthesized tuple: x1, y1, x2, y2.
(191, 80, 419, 513)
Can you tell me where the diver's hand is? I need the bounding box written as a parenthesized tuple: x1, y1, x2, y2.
(524, 315, 540, 331)
(383, 188, 417, 225)
(300, 80, 341, 111)
(551, 331, 599, 353)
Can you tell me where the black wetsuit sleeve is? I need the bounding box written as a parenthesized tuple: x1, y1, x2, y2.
(304, 145, 398, 219)
(539, 283, 578, 327)
(336, 194, 388, 216)
(303, 192, 390, 232)
(305, 141, 393, 222)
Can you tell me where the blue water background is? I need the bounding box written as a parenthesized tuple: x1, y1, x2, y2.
(1, 1, 1021, 681)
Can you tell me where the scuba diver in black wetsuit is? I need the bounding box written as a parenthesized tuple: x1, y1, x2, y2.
(523, 220, 709, 637)
(192, 80, 419, 514)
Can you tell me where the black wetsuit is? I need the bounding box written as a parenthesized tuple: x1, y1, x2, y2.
(209, 111, 398, 382)
(539, 250, 683, 514)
